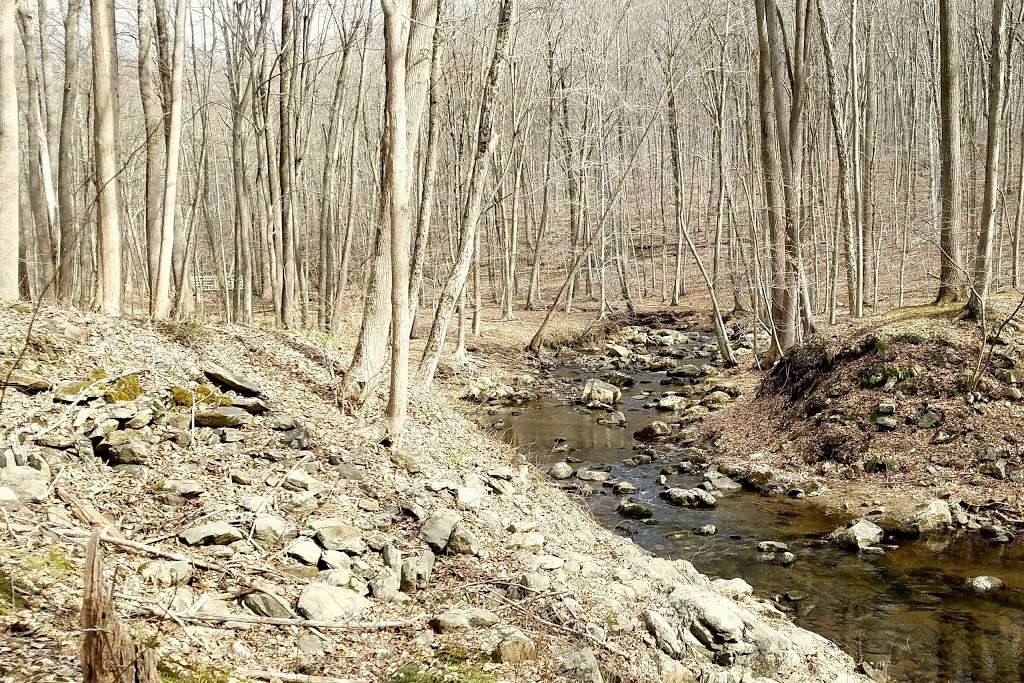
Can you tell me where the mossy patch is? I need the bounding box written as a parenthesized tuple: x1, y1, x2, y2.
(0, 571, 29, 614)
(388, 654, 496, 683)
(157, 662, 232, 683)
(861, 364, 921, 389)
(105, 374, 144, 402)
(169, 384, 233, 407)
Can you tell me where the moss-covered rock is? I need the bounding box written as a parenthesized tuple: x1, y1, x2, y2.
(169, 384, 233, 407)
(105, 374, 143, 402)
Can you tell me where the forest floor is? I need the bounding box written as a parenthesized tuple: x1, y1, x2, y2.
(0, 302, 868, 683)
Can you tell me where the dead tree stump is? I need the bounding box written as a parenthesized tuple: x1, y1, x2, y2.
(81, 531, 159, 683)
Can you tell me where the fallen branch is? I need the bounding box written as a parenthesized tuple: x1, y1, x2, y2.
(142, 606, 417, 631)
(53, 526, 233, 575)
(237, 668, 370, 683)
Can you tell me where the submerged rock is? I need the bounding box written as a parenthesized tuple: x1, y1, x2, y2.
(616, 500, 654, 519)
(965, 575, 1005, 593)
(660, 488, 717, 508)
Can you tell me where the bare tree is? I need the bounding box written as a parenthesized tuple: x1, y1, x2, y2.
(90, 0, 122, 315)
(0, 0, 17, 301)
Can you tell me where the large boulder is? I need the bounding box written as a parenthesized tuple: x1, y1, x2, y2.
(582, 379, 621, 405)
(830, 519, 884, 550)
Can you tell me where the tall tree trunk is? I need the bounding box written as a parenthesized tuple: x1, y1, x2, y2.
(936, 0, 967, 302)
(0, 0, 17, 301)
(55, 0, 82, 303)
(966, 0, 1008, 318)
(90, 0, 122, 316)
(418, 0, 516, 386)
(138, 0, 164, 304)
(152, 0, 187, 319)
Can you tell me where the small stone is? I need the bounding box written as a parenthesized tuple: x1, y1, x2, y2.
(694, 524, 716, 536)
(634, 421, 672, 439)
(203, 363, 262, 396)
(297, 583, 370, 621)
(616, 500, 653, 519)
(830, 519, 884, 550)
(369, 567, 402, 602)
(756, 541, 789, 553)
(418, 509, 461, 552)
(241, 591, 294, 618)
(162, 479, 203, 499)
(286, 537, 323, 565)
(194, 407, 250, 428)
(507, 572, 551, 601)
(179, 522, 243, 546)
(449, 527, 480, 556)
(401, 549, 435, 591)
(549, 462, 574, 479)
(429, 607, 499, 633)
(510, 531, 545, 553)
(493, 627, 536, 663)
(311, 518, 367, 554)
(660, 487, 716, 508)
(232, 396, 270, 415)
(612, 481, 637, 495)
(253, 515, 295, 546)
(643, 609, 681, 657)
(140, 560, 193, 587)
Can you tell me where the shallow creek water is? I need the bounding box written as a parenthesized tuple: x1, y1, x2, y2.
(492, 365, 1024, 682)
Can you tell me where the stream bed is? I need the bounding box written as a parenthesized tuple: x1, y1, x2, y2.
(492, 365, 1024, 682)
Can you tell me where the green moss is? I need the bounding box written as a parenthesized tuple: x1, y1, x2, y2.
(169, 384, 232, 407)
(105, 374, 143, 402)
(865, 454, 897, 474)
(0, 571, 28, 614)
(862, 364, 921, 389)
(157, 662, 232, 683)
(387, 659, 496, 683)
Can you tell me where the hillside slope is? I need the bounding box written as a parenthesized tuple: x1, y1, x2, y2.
(0, 304, 865, 683)
(708, 296, 1024, 532)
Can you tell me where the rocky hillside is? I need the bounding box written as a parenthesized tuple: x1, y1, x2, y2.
(0, 304, 866, 683)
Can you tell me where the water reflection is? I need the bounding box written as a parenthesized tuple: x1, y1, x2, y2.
(495, 365, 1024, 682)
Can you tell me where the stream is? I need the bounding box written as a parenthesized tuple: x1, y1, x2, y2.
(491, 365, 1024, 682)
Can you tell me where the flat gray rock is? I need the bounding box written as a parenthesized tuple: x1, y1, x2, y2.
(179, 522, 243, 546)
(204, 363, 262, 396)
